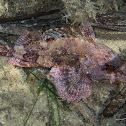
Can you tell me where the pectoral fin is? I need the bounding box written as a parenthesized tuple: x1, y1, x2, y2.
(50, 65, 92, 103)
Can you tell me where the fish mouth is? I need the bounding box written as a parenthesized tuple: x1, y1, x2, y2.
(85, 64, 126, 84)
(104, 69, 126, 84)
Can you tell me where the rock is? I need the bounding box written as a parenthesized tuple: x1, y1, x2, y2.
(0, 0, 64, 20)
(0, 57, 85, 125)
(0, 1, 126, 125)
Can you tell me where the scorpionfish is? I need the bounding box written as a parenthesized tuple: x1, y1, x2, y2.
(0, 23, 125, 103)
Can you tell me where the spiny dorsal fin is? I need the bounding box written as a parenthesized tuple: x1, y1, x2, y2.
(80, 22, 95, 39)
(50, 65, 92, 103)
(15, 31, 40, 45)
(41, 27, 81, 42)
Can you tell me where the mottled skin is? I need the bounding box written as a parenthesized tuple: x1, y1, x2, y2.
(0, 25, 125, 103)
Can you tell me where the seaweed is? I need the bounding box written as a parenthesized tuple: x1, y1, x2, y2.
(62, 0, 124, 25)
(23, 68, 71, 126)
(62, 0, 97, 24)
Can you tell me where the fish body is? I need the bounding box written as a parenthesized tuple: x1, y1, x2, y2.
(0, 25, 125, 103)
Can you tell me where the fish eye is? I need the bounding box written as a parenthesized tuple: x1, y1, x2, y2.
(105, 61, 119, 72)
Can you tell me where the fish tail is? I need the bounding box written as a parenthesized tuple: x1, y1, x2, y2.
(0, 45, 14, 57)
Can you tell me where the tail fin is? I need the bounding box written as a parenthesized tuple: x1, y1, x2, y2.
(0, 45, 14, 57)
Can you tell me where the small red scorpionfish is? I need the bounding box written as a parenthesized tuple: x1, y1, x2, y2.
(0, 23, 125, 103)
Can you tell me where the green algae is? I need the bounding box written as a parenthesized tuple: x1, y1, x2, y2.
(24, 69, 60, 126)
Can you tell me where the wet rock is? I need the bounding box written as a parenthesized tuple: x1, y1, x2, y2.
(0, 57, 49, 125)
(0, 0, 64, 19)
(0, 57, 85, 125)
(0, 1, 125, 125)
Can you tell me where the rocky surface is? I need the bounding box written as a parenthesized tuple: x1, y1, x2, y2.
(0, 29, 126, 125)
(0, 0, 126, 126)
(0, 0, 125, 24)
(0, 0, 64, 19)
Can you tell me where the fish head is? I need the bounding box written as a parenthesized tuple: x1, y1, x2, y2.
(87, 58, 126, 84)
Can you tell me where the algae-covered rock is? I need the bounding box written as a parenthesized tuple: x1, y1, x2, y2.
(62, 0, 97, 24)
(62, 0, 125, 25)
(0, 0, 125, 25)
(0, 0, 64, 19)
(0, 57, 49, 125)
(0, 1, 126, 125)
(0, 57, 85, 125)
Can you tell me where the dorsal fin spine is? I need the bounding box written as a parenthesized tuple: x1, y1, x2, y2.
(15, 31, 39, 45)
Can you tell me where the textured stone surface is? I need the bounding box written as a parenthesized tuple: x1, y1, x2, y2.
(0, 57, 85, 126)
(0, 0, 64, 19)
(0, 29, 125, 125)
(0, 0, 126, 125)
(0, 0, 125, 23)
